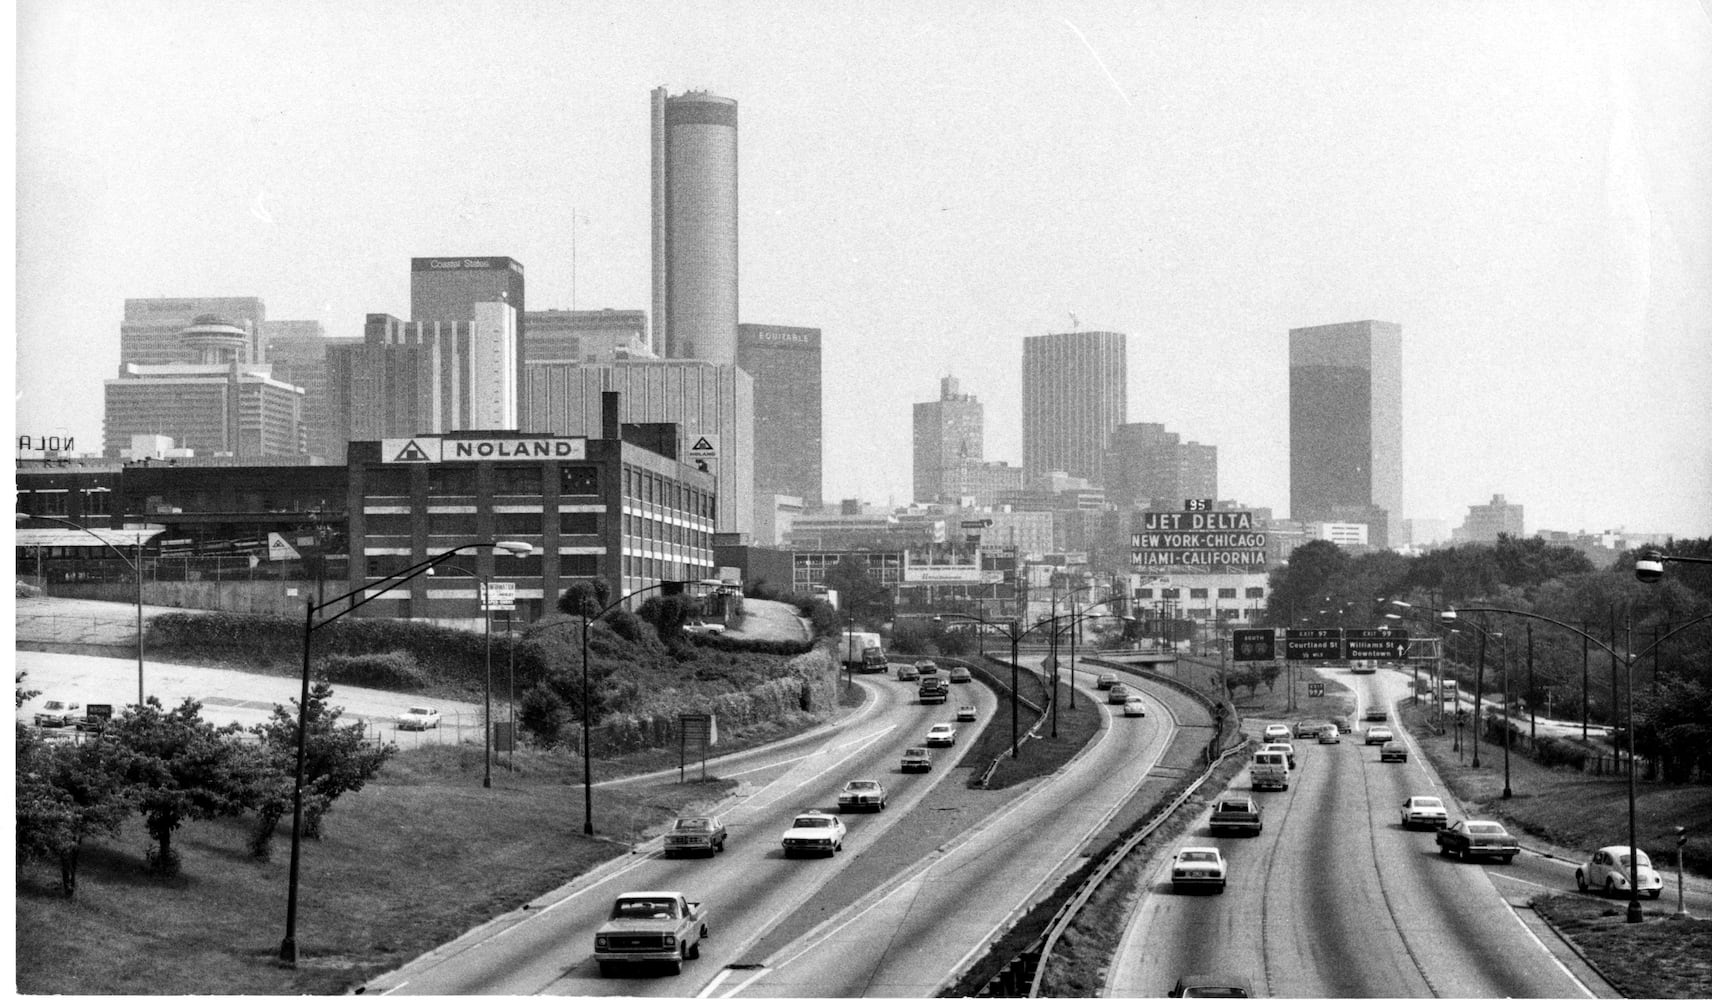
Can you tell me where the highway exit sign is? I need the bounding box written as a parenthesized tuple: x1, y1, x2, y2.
(1344, 628, 1410, 660)
(1284, 628, 1343, 661)
(1232, 628, 1276, 661)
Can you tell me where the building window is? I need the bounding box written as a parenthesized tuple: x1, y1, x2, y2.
(562, 554, 598, 577)
(561, 465, 599, 496)
(1218, 587, 1237, 599)
(428, 467, 477, 496)
(1189, 588, 1208, 599)
(34, 490, 69, 516)
(492, 555, 543, 578)
(1161, 588, 1180, 599)
(83, 488, 113, 516)
(366, 467, 412, 497)
(1136, 588, 1154, 599)
(493, 466, 542, 496)
(495, 512, 546, 535)
(1245, 587, 1266, 599)
(365, 514, 414, 537)
(559, 512, 598, 535)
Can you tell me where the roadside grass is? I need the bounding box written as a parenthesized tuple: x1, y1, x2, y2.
(14, 707, 850, 995)
(1532, 894, 1712, 999)
(1175, 654, 1358, 731)
(980, 678, 1105, 790)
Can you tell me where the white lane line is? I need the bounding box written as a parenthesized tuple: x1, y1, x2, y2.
(1490, 870, 1576, 895)
(719, 725, 896, 781)
(696, 967, 737, 998)
(1499, 897, 1597, 998)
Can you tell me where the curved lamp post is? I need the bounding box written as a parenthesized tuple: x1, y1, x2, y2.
(1438, 611, 1505, 788)
(1445, 604, 1712, 925)
(19, 513, 147, 707)
(427, 562, 498, 788)
(1042, 598, 1129, 737)
(280, 539, 531, 965)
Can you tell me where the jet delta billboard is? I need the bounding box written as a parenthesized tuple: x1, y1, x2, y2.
(1132, 502, 1268, 568)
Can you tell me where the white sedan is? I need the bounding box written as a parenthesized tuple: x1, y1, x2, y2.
(1399, 795, 1448, 829)
(395, 706, 442, 730)
(1364, 725, 1395, 745)
(781, 810, 846, 857)
(1123, 697, 1147, 717)
(925, 723, 957, 746)
(1171, 846, 1227, 893)
(1577, 846, 1664, 899)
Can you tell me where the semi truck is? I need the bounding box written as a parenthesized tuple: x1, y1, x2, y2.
(841, 631, 885, 671)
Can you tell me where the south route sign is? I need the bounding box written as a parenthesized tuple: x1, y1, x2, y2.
(1232, 628, 1276, 662)
(1284, 628, 1343, 661)
(1344, 628, 1410, 660)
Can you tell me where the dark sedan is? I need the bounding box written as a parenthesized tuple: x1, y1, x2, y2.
(1436, 819, 1519, 863)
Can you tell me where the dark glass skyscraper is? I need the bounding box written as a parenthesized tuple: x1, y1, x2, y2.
(1288, 320, 1402, 547)
(1021, 330, 1127, 488)
(737, 323, 822, 517)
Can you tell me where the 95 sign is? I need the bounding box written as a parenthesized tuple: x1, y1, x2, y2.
(1232, 628, 1276, 661)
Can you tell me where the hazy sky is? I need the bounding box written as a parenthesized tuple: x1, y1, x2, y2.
(13, 1, 1712, 537)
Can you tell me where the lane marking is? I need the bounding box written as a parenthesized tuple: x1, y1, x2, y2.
(1499, 897, 1597, 998)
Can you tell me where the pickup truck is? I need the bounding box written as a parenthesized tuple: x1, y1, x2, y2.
(1208, 795, 1263, 836)
(917, 676, 947, 704)
(593, 891, 710, 976)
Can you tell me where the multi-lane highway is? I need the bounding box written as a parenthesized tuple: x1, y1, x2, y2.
(1107, 667, 1600, 998)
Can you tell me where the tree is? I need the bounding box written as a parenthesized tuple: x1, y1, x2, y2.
(637, 593, 696, 647)
(248, 680, 396, 858)
(1264, 541, 1350, 625)
(15, 733, 132, 897)
(105, 697, 258, 874)
(822, 557, 892, 628)
(558, 578, 612, 618)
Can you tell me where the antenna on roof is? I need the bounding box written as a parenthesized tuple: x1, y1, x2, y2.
(1069, 312, 1080, 331)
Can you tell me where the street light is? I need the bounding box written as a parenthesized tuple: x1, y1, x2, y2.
(1043, 598, 1128, 736)
(279, 539, 531, 965)
(19, 513, 147, 707)
(1446, 605, 1712, 924)
(427, 563, 498, 788)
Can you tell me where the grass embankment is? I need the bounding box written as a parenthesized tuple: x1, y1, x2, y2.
(1533, 895, 1712, 998)
(14, 700, 857, 995)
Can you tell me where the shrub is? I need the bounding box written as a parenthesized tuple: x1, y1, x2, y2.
(16, 581, 43, 598)
(315, 651, 428, 690)
(1531, 734, 1591, 771)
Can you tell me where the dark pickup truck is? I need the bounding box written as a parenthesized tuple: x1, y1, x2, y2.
(917, 676, 947, 704)
(1208, 796, 1263, 836)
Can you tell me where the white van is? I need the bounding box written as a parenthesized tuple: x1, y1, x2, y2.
(1250, 749, 1290, 791)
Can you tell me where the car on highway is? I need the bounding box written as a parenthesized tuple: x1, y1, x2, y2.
(1123, 697, 1148, 717)
(956, 704, 978, 722)
(395, 706, 442, 731)
(1436, 819, 1520, 863)
(1318, 725, 1341, 744)
(1577, 846, 1664, 898)
(948, 665, 973, 683)
(896, 663, 919, 682)
(1336, 717, 1354, 734)
(33, 698, 83, 728)
(1294, 719, 1326, 739)
(1364, 707, 1389, 723)
(1167, 973, 1254, 998)
(1171, 846, 1228, 892)
(1096, 673, 1119, 690)
(925, 723, 957, 746)
(1107, 683, 1130, 704)
(1364, 725, 1394, 745)
(1379, 741, 1408, 763)
(593, 891, 709, 977)
(781, 810, 846, 856)
(1261, 723, 1292, 743)
(1261, 741, 1296, 769)
(663, 816, 728, 857)
(914, 659, 939, 676)
(1399, 796, 1448, 829)
(901, 746, 933, 772)
(837, 779, 889, 813)
(1208, 796, 1262, 837)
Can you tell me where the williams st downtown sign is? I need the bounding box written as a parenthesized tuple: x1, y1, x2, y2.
(1231, 626, 1411, 662)
(1131, 503, 1268, 568)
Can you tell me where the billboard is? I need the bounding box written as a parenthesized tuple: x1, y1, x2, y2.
(1132, 508, 1267, 568)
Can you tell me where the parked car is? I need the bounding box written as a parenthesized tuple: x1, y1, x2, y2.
(1379, 741, 1408, 763)
(1364, 725, 1395, 745)
(837, 779, 889, 813)
(1095, 673, 1119, 690)
(925, 723, 957, 747)
(1168, 973, 1254, 997)
(1436, 819, 1520, 863)
(896, 664, 919, 682)
(1208, 796, 1263, 837)
(1293, 719, 1326, 739)
(663, 816, 727, 857)
(948, 665, 973, 684)
(1171, 846, 1228, 892)
(395, 706, 441, 731)
(33, 698, 83, 728)
(1317, 726, 1341, 744)
(1261, 723, 1292, 743)
(1399, 796, 1449, 829)
(1107, 683, 1130, 704)
(1123, 697, 1148, 717)
(956, 704, 978, 722)
(901, 746, 934, 772)
(781, 810, 846, 857)
(1577, 846, 1664, 898)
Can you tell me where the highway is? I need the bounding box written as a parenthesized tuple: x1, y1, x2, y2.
(1107, 667, 1599, 998)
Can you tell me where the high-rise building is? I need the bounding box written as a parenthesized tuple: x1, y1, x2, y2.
(1453, 494, 1525, 544)
(652, 88, 739, 364)
(410, 256, 526, 409)
(522, 359, 754, 536)
(1289, 320, 1402, 548)
(1104, 422, 1218, 510)
(1021, 330, 1127, 487)
(120, 297, 266, 367)
(738, 323, 823, 522)
(525, 309, 652, 363)
(913, 376, 984, 504)
(263, 320, 347, 462)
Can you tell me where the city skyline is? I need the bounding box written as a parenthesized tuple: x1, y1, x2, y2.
(13, 2, 1712, 537)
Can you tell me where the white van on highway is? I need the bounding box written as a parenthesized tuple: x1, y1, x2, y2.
(1250, 749, 1290, 791)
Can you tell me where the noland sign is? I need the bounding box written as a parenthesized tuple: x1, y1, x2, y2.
(1132, 509, 1267, 567)
(381, 437, 587, 463)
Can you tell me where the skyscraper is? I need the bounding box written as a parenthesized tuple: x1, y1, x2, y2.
(1288, 320, 1402, 547)
(263, 320, 345, 462)
(120, 297, 266, 367)
(913, 375, 984, 504)
(1021, 330, 1127, 488)
(1104, 422, 1218, 510)
(651, 88, 739, 365)
(410, 256, 526, 410)
(525, 309, 652, 363)
(738, 323, 823, 518)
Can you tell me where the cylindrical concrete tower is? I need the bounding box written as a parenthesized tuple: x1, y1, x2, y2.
(651, 87, 738, 365)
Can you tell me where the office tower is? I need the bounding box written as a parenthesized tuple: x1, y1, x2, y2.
(522, 359, 754, 535)
(410, 256, 526, 409)
(1288, 320, 1402, 548)
(526, 309, 652, 363)
(120, 297, 266, 366)
(652, 87, 739, 364)
(738, 323, 823, 519)
(1021, 329, 1127, 487)
(263, 320, 346, 462)
(104, 312, 303, 458)
(1104, 422, 1218, 510)
(912, 376, 984, 504)
(1453, 494, 1525, 544)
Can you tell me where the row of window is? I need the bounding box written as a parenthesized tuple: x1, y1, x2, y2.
(1137, 586, 1267, 600)
(17, 489, 114, 517)
(363, 464, 602, 498)
(623, 511, 710, 552)
(365, 512, 599, 537)
(624, 465, 713, 522)
(362, 553, 599, 580)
